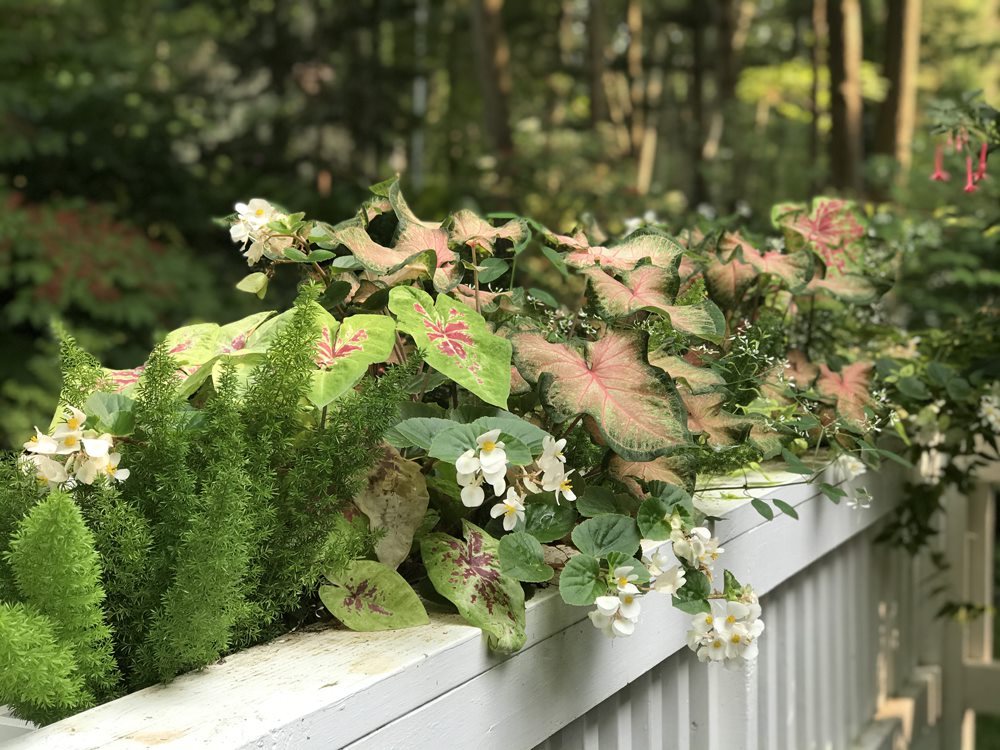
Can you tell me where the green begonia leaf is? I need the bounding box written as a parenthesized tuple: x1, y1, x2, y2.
(571, 514, 641, 558)
(523, 500, 577, 543)
(498, 532, 554, 582)
(558, 553, 605, 605)
(320, 560, 429, 632)
(389, 286, 512, 408)
(421, 521, 526, 652)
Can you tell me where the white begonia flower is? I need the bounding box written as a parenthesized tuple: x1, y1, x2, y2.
(710, 600, 751, 638)
(23, 428, 59, 455)
(102, 453, 130, 483)
(543, 466, 577, 503)
(490, 489, 525, 531)
(25, 454, 68, 489)
(82, 433, 114, 459)
(980, 394, 1000, 432)
(652, 565, 686, 595)
(456, 449, 481, 475)
(482, 466, 507, 496)
(54, 431, 83, 455)
(596, 585, 642, 621)
(697, 635, 729, 663)
(612, 565, 639, 591)
(52, 406, 87, 437)
(235, 199, 278, 232)
(671, 526, 722, 569)
(538, 435, 567, 472)
(73, 454, 108, 485)
(476, 429, 507, 473)
(460, 478, 486, 508)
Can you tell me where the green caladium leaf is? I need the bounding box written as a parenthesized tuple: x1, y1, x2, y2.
(84, 392, 135, 436)
(421, 521, 526, 652)
(308, 313, 397, 408)
(319, 560, 429, 632)
(523, 499, 577, 543)
(582, 266, 724, 341)
(571, 514, 641, 558)
(498, 531, 554, 582)
(389, 287, 512, 408)
(164, 311, 275, 367)
(558, 553, 605, 605)
(513, 331, 691, 460)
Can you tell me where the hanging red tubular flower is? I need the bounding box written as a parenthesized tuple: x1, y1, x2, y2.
(964, 154, 978, 193)
(930, 143, 950, 181)
(974, 142, 988, 182)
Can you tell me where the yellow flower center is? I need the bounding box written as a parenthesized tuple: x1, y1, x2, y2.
(29, 435, 38, 443)
(622, 595, 634, 605)
(705, 615, 714, 625)
(482, 440, 496, 452)
(561, 478, 573, 491)
(255, 208, 266, 217)
(105, 464, 116, 476)
(504, 503, 516, 515)
(726, 615, 736, 625)
(66, 417, 80, 430)
(64, 435, 78, 447)
(36, 475, 47, 485)
(712, 640, 723, 649)
(617, 577, 629, 587)
(731, 634, 742, 644)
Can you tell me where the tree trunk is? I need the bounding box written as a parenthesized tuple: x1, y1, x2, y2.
(810, 0, 828, 194)
(626, 0, 644, 153)
(874, 0, 922, 174)
(636, 29, 669, 195)
(827, 0, 864, 194)
(689, 18, 709, 205)
(469, 0, 514, 156)
(588, 0, 610, 125)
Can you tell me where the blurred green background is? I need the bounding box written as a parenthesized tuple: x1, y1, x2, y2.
(0, 0, 997, 449)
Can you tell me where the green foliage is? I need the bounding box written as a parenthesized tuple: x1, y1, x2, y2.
(56, 325, 105, 411)
(0, 455, 40, 602)
(6, 492, 120, 705)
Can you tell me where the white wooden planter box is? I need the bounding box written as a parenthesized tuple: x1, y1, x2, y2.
(0, 463, 956, 749)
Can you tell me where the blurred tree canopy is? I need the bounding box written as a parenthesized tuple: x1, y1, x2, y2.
(0, 0, 998, 447)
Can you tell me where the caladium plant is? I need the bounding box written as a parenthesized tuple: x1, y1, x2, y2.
(7, 176, 902, 718)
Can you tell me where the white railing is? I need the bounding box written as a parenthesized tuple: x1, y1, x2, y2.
(2, 463, 993, 749)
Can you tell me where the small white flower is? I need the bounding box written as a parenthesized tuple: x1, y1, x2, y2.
(671, 526, 722, 569)
(979, 394, 1000, 432)
(52, 406, 86, 437)
(456, 448, 481, 475)
(82, 433, 114, 459)
(543, 466, 576, 503)
(476, 429, 507, 473)
(697, 636, 728, 663)
(102, 452, 130, 483)
(596, 585, 642, 621)
(490, 489, 525, 531)
(23, 428, 59, 455)
(652, 565, 686, 595)
(24, 454, 68, 489)
(482, 466, 507, 496)
(72, 454, 107, 485)
(460, 481, 486, 508)
(538, 435, 567, 473)
(235, 199, 277, 231)
(612, 565, 639, 591)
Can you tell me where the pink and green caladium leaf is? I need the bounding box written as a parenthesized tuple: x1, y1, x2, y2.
(806, 272, 882, 303)
(609, 455, 688, 498)
(563, 228, 686, 273)
(309, 314, 397, 408)
(449, 209, 528, 252)
(772, 197, 866, 274)
(512, 331, 691, 460)
(319, 560, 429, 632)
(682, 392, 755, 446)
(421, 521, 526, 653)
(389, 287, 512, 409)
(816, 361, 873, 427)
(704, 248, 757, 308)
(582, 266, 724, 341)
(719, 233, 814, 291)
(648, 352, 725, 393)
(333, 225, 438, 277)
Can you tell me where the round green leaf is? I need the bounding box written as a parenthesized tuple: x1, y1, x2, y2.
(571, 514, 641, 558)
(498, 532, 554, 582)
(523, 500, 577, 543)
(558, 553, 605, 605)
(428, 423, 532, 465)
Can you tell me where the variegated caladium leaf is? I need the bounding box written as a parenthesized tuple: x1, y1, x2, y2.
(719, 232, 814, 291)
(449, 209, 528, 252)
(806, 273, 881, 303)
(319, 560, 429, 632)
(648, 352, 725, 393)
(772, 197, 866, 274)
(583, 266, 726, 341)
(609, 455, 689, 497)
(816, 362, 872, 427)
(512, 331, 691, 460)
(421, 521, 526, 653)
(333, 225, 438, 277)
(308, 313, 397, 408)
(563, 228, 686, 273)
(389, 287, 512, 409)
(704, 247, 757, 309)
(682, 392, 755, 446)
(353, 445, 430, 569)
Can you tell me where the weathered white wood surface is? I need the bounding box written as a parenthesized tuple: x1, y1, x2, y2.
(4, 461, 944, 750)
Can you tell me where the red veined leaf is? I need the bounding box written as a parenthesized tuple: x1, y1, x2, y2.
(583, 266, 724, 340)
(564, 229, 686, 272)
(682, 392, 754, 446)
(704, 248, 757, 308)
(816, 362, 872, 426)
(512, 331, 691, 460)
(449, 210, 528, 250)
(785, 349, 819, 387)
(648, 352, 725, 393)
(609, 455, 688, 498)
(451, 284, 517, 313)
(543, 228, 592, 251)
(749, 424, 783, 459)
